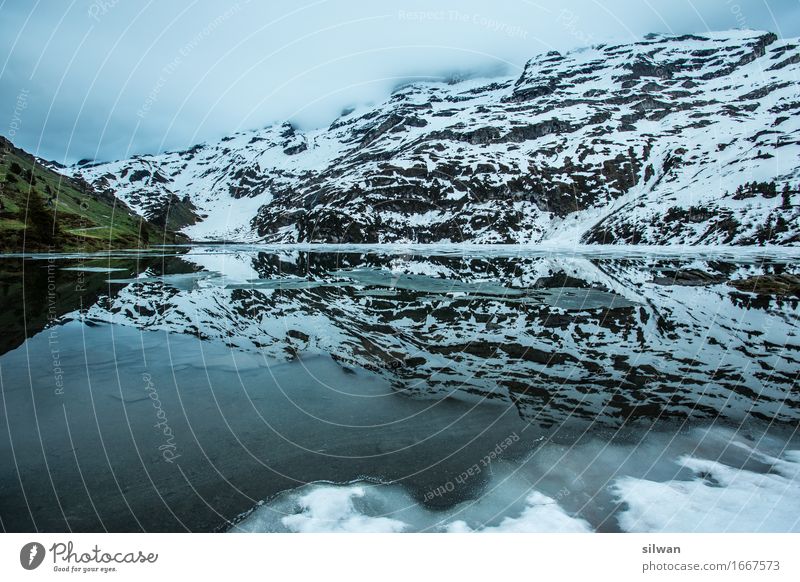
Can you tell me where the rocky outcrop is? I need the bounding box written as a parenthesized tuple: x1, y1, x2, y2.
(71, 30, 800, 245)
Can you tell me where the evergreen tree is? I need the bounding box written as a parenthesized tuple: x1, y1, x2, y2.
(23, 189, 59, 246)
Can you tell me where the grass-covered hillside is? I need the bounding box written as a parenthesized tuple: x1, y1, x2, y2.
(0, 136, 186, 252)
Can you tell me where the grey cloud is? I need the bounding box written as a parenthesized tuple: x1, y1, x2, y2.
(0, 0, 795, 163)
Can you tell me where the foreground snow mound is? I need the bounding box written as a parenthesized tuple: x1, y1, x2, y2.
(615, 438, 800, 532)
(231, 427, 800, 533)
(231, 480, 592, 533)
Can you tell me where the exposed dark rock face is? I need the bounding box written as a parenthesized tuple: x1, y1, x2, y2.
(71, 31, 799, 245)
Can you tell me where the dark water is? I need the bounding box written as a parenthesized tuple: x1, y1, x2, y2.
(0, 246, 798, 532)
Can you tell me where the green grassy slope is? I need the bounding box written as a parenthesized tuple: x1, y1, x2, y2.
(0, 136, 187, 252)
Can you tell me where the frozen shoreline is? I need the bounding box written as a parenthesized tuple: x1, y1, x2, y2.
(231, 425, 800, 533)
(6, 242, 800, 260)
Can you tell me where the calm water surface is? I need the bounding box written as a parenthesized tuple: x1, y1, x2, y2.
(0, 246, 798, 532)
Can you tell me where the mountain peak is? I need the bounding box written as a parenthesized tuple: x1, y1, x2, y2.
(69, 30, 799, 246)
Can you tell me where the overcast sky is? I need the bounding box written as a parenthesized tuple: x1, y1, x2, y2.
(1, 0, 798, 163)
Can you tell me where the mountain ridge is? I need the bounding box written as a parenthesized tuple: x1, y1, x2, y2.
(69, 29, 800, 245)
(0, 135, 186, 252)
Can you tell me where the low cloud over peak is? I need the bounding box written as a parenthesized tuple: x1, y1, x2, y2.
(1, 0, 796, 163)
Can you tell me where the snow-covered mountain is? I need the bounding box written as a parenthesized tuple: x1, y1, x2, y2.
(72, 30, 800, 244)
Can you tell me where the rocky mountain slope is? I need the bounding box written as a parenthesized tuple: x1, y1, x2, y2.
(72, 30, 800, 245)
(0, 136, 185, 252)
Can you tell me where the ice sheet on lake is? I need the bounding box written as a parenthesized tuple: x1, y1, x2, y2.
(172, 243, 800, 261)
(60, 266, 130, 273)
(107, 271, 222, 291)
(614, 442, 800, 533)
(231, 477, 592, 533)
(232, 427, 800, 533)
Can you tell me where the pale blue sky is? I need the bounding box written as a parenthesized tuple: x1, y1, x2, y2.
(1, 0, 797, 163)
